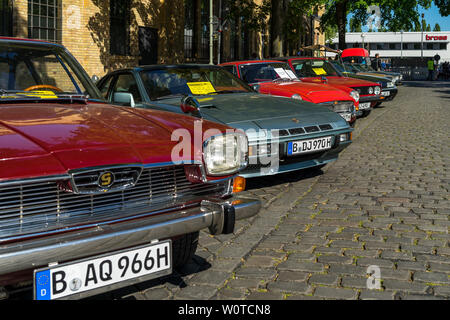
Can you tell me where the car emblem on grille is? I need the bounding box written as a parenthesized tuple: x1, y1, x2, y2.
(67, 165, 144, 194)
(98, 171, 114, 189)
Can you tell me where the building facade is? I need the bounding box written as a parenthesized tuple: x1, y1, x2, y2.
(330, 31, 450, 62)
(2, 0, 186, 77)
(1, 0, 326, 77)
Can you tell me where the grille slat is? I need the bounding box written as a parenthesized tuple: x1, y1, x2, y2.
(0, 165, 227, 239)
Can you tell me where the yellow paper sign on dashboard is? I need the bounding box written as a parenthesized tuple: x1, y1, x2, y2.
(17, 90, 58, 99)
(312, 68, 327, 75)
(187, 82, 216, 95)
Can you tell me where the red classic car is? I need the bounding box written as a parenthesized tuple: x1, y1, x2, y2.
(275, 57, 385, 117)
(0, 37, 260, 300)
(220, 60, 358, 125)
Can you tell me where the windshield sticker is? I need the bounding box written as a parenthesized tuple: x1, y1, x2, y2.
(274, 68, 291, 79)
(285, 69, 298, 80)
(187, 82, 216, 95)
(312, 68, 327, 76)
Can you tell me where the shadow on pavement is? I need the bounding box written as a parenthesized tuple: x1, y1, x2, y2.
(402, 81, 450, 88)
(91, 255, 211, 300)
(245, 166, 325, 191)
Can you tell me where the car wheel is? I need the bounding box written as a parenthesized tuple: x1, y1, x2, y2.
(172, 231, 199, 268)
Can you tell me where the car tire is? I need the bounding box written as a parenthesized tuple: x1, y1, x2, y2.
(172, 231, 199, 268)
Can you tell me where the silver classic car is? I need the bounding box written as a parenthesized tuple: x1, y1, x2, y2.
(97, 65, 353, 178)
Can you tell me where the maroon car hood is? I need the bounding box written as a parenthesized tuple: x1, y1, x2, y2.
(0, 102, 219, 181)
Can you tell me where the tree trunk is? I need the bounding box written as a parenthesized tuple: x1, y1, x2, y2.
(270, 0, 284, 57)
(336, 0, 348, 50)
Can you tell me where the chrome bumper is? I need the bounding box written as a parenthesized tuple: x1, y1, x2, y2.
(0, 195, 261, 276)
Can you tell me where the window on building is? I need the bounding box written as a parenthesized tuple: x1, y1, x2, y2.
(439, 43, 447, 50)
(414, 43, 421, 50)
(184, 0, 195, 59)
(110, 0, 130, 56)
(28, 0, 62, 43)
(1, 0, 13, 36)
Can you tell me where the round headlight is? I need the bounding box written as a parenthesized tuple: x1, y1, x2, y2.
(368, 87, 374, 94)
(291, 94, 302, 100)
(203, 133, 248, 176)
(374, 86, 381, 95)
(349, 90, 359, 102)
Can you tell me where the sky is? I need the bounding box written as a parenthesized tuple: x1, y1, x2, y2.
(349, 3, 450, 32)
(418, 3, 450, 31)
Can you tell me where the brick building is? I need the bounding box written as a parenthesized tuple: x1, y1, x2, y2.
(2, 0, 186, 77)
(1, 0, 326, 77)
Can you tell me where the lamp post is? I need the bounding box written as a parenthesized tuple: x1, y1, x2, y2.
(400, 30, 403, 58)
(421, 13, 424, 59)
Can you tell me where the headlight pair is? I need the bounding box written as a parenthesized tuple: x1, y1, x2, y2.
(203, 133, 248, 176)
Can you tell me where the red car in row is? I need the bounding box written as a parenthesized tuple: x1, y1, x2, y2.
(220, 60, 358, 125)
(221, 58, 384, 118)
(277, 57, 384, 117)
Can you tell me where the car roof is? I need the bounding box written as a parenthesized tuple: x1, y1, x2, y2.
(221, 60, 286, 65)
(0, 36, 64, 48)
(102, 64, 225, 76)
(271, 56, 326, 61)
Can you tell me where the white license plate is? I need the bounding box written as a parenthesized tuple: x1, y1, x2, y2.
(287, 136, 332, 156)
(381, 91, 390, 96)
(34, 240, 171, 300)
(359, 102, 371, 109)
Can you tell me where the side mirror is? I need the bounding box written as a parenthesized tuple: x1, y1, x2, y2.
(113, 92, 135, 107)
(180, 96, 201, 117)
(91, 75, 99, 83)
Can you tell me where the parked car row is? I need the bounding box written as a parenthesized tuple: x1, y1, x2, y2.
(0, 37, 397, 300)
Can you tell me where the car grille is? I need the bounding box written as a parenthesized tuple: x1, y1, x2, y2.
(0, 165, 228, 240)
(271, 123, 333, 138)
(351, 86, 371, 95)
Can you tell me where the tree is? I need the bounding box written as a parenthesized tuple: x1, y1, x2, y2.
(434, 0, 450, 16)
(433, 23, 441, 31)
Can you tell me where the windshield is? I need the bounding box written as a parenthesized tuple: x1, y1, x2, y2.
(338, 63, 360, 73)
(353, 63, 375, 72)
(0, 42, 102, 100)
(290, 59, 340, 78)
(239, 62, 298, 83)
(140, 67, 252, 100)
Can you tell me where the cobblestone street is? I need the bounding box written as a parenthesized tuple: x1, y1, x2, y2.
(95, 82, 449, 300)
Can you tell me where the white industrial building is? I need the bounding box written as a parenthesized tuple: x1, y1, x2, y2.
(330, 31, 450, 62)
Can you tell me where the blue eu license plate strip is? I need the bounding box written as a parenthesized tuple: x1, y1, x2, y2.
(34, 240, 172, 300)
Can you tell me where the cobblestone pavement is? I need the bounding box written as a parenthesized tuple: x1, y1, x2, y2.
(84, 82, 449, 300)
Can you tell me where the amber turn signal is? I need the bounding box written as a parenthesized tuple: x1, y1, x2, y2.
(233, 176, 246, 193)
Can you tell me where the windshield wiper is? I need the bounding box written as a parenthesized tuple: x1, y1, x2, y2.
(153, 93, 186, 101)
(205, 90, 245, 95)
(272, 78, 296, 82)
